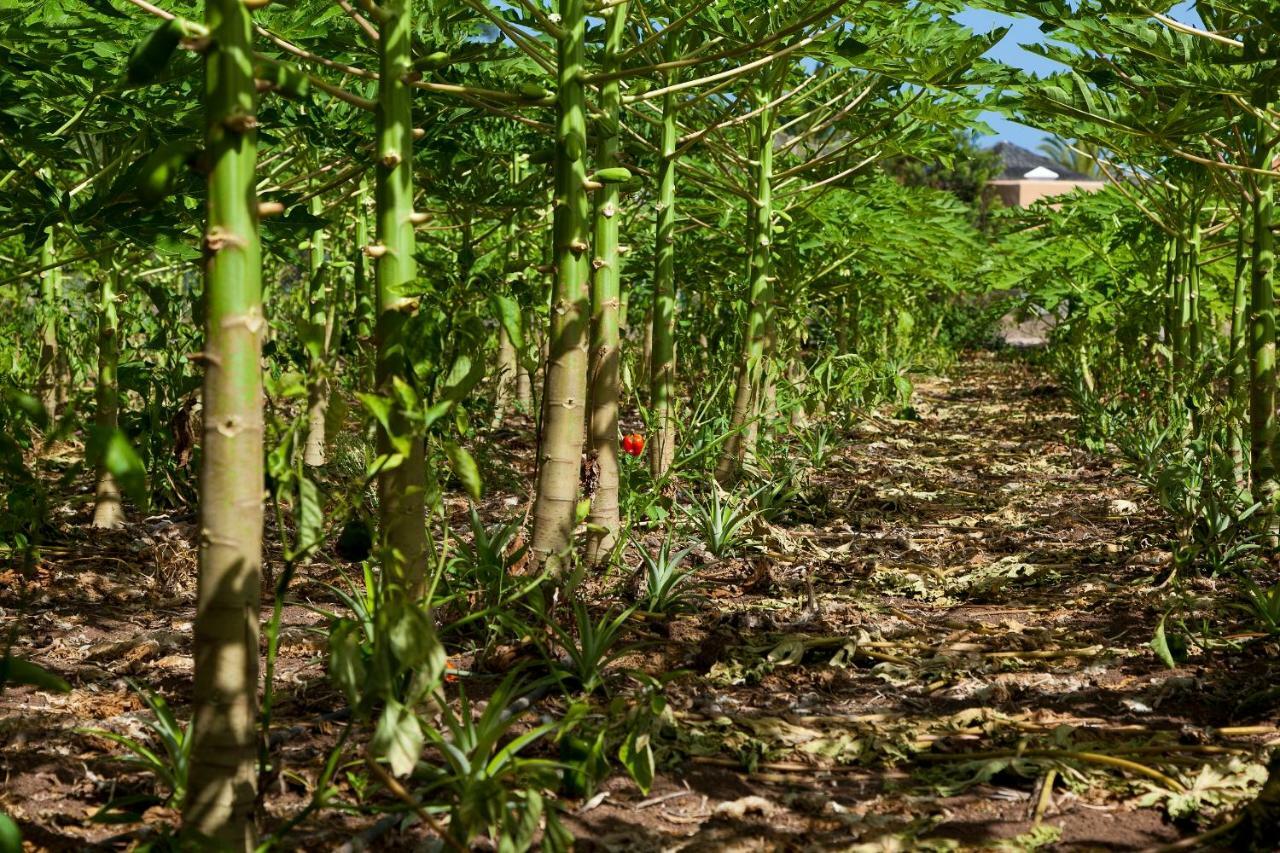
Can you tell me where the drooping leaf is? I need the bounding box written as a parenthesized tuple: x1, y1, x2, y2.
(371, 699, 423, 778)
(444, 440, 481, 501)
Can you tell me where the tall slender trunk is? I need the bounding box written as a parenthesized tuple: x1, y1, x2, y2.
(848, 289, 861, 353)
(1187, 216, 1202, 368)
(640, 307, 653, 390)
(493, 323, 517, 425)
(834, 293, 850, 353)
(1162, 238, 1176, 386)
(648, 41, 678, 483)
(530, 0, 590, 570)
(354, 179, 374, 388)
(374, 0, 429, 593)
(92, 267, 124, 529)
(493, 160, 524, 428)
(1229, 210, 1250, 483)
(185, 1, 263, 846)
(304, 195, 330, 467)
(715, 93, 774, 485)
(753, 304, 779, 447)
(37, 228, 60, 421)
(787, 354, 809, 431)
(585, 1, 629, 565)
(1248, 76, 1277, 512)
(516, 315, 534, 412)
(1172, 234, 1188, 379)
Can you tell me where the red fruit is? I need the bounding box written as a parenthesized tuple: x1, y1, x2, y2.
(630, 433, 645, 455)
(621, 434, 635, 455)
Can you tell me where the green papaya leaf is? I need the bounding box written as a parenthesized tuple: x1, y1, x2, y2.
(371, 699, 422, 778)
(490, 293, 525, 353)
(296, 473, 323, 557)
(423, 354, 484, 430)
(444, 441, 481, 501)
(327, 620, 366, 709)
(618, 730, 654, 794)
(88, 427, 148, 510)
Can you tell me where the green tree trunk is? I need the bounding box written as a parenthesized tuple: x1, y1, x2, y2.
(753, 307, 779, 449)
(1162, 238, 1176, 386)
(304, 195, 330, 467)
(37, 228, 60, 421)
(648, 41, 679, 482)
(374, 0, 429, 593)
(530, 0, 591, 570)
(1229, 213, 1250, 483)
(585, 1, 629, 565)
(716, 94, 774, 485)
(494, 319, 517, 426)
(1249, 93, 1277, 511)
(92, 267, 124, 529)
(493, 161, 523, 428)
(354, 179, 374, 388)
(1172, 234, 1188, 379)
(185, 1, 263, 846)
(1187, 218, 1202, 368)
(516, 320, 534, 412)
(787, 356, 809, 431)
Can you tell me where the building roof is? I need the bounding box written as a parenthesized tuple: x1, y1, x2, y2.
(989, 142, 1091, 182)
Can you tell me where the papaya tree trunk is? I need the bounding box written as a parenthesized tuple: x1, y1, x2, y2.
(585, 0, 629, 565)
(185, 0, 263, 846)
(530, 0, 590, 570)
(354, 179, 374, 389)
(716, 93, 774, 485)
(516, 313, 534, 412)
(648, 40, 678, 483)
(1161, 237, 1176, 385)
(92, 267, 124, 529)
(1229, 208, 1250, 483)
(374, 0, 429, 593)
(493, 163, 524, 428)
(37, 228, 60, 421)
(1172, 233, 1188, 379)
(754, 305, 779, 446)
(1249, 86, 1277, 511)
(494, 322, 517, 426)
(1187, 216, 1202, 368)
(640, 307, 653, 390)
(304, 195, 330, 467)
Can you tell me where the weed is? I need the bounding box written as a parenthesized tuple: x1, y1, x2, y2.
(414, 676, 571, 851)
(79, 680, 190, 817)
(544, 602, 638, 695)
(684, 485, 760, 557)
(635, 536, 701, 614)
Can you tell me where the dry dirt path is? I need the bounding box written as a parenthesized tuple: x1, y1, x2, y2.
(570, 353, 1271, 852)
(2, 353, 1274, 851)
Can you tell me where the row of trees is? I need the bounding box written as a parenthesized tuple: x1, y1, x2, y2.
(1, 0, 1202, 847)
(984, 3, 1279, 841)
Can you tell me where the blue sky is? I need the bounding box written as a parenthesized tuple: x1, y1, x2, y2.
(956, 2, 1200, 149)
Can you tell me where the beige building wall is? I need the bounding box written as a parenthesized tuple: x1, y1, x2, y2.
(987, 179, 1106, 208)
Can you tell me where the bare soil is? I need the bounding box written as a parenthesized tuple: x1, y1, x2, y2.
(3, 352, 1277, 851)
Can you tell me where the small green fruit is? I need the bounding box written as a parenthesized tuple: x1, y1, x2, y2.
(526, 147, 555, 165)
(126, 18, 185, 85)
(267, 63, 310, 99)
(591, 167, 632, 184)
(136, 142, 194, 206)
(518, 82, 550, 99)
(419, 51, 451, 69)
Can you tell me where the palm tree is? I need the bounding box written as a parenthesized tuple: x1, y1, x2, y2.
(1038, 136, 1104, 178)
